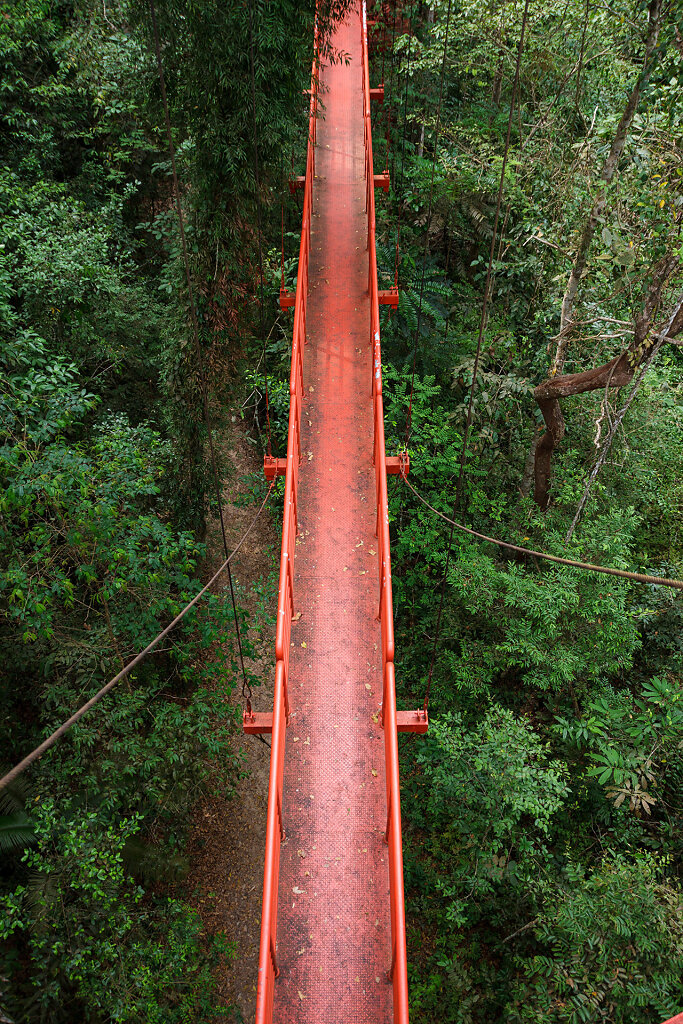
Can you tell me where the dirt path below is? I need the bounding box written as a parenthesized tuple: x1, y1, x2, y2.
(186, 408, 279, 1024)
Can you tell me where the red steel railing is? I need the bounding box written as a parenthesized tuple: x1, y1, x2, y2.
(250, 27, 318, 1024)
(361, 4, 410, 1021)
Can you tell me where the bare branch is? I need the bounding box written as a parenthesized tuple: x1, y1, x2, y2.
(550, 0, 664, 375)
(533, 253, 680, 508)
(566, 291, 683, 538)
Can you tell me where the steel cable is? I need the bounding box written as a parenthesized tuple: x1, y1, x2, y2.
(149, 0, 252, 706)
(0, 484, 275, 792)
(401, 473, 683, 592)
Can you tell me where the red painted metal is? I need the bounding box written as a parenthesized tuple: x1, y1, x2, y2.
(396, 709, 428, 734)
(385, 454, 410, 476)
(243, 711, 274, 735)
(362, 2, 423, 1019)
(248, 6, 423, 1022)
(263, 456, 288, 480)
(279, 286, 296, 309)
(374, 170, 391, 191)
(246, 21, 318, 1024)
(379, 287, 400, 308)
(661, 1016, 683, 1023)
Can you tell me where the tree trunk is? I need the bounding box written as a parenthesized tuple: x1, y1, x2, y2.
(418, 5, 436, 159)
(534, 253, 681, 508)
(550, 0, 663, 377)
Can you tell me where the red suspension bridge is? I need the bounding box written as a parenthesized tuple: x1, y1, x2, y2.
(243, 4, 426, 1022)
(3, 4, 683, 1023)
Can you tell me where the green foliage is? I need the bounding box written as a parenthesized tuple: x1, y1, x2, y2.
(556, 674, 683, 817)
(373, 0, 683, 1015)
(0, 774, 35, 856)
(2, 0, 683, 1016)
(0, 800, 233, 1022)
(509, 856, 683, 1023)
(443, 509, 641, 697)
(0, 0, 289, 1016)
(411, 707, 567, 927)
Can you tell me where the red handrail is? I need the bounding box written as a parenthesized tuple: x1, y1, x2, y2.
(253, 25, 318, 1024)
(361, 4, 410, 1022)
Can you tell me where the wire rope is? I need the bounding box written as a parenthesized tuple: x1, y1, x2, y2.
(419, 0, 531, 711)
(0, 485, 275, 792)
(149, 0, 253, 706)
(401, 474, 683, 592)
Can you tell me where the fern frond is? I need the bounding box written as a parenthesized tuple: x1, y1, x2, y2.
(0, 812, 35, 854)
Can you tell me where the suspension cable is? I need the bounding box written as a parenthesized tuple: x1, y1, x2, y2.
(149, 0, 253, 707)
(455, 0, 531, 509)
(420, 0, 531, 712)
(397, 0, 418, 202)
(404, 0, 454, 448)
(248, 0, 273, 460)
(0, 485, 275, 792)
(401, 474, 683, 592)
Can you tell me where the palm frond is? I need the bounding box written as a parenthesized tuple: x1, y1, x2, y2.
(0, 813, 35, 854)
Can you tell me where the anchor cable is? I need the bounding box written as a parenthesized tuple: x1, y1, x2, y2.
(149, 0, 252, 703)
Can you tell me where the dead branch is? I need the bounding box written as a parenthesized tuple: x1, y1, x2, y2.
(533, 253, 681, 509)
(566, 291, 683, 538)
(550, 0, 664, 376)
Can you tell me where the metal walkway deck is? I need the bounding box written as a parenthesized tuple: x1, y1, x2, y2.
(246, 5, 425, 1022)
(271, 10, 391, 1023)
